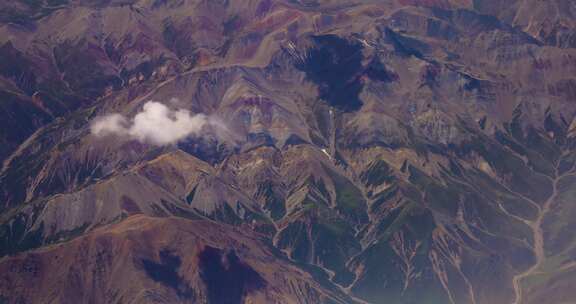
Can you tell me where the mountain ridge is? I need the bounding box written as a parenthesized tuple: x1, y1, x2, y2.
(1, 1, 576, 303)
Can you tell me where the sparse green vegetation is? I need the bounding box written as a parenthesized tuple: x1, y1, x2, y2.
(360, 159, 396, 187)
(322, 164, 368, 225)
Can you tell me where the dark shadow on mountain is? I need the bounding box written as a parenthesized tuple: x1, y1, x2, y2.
(140, 249, 195, 299)
(178, 136, 237, 165)
(365, 57, 398, 83)
(384, 27, 428, 58)
(199, 246, 266, 304)
(297, 35, 364, 112)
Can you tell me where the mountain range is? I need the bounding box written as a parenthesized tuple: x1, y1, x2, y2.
(1, 1, 576, 303)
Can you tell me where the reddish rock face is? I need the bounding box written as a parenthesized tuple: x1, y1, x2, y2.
(0, 216, 347, 304)
(1, 1, 576, 304)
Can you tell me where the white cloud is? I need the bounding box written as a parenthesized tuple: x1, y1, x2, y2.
(91, 101, 210, 146)
(91, 113, 129, 137)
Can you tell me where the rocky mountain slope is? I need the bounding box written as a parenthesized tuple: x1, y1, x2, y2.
(1, 1, 576, 303)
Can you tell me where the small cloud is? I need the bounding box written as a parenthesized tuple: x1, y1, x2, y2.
(91, 113, 129, 137)
(91, 101, 211, 146)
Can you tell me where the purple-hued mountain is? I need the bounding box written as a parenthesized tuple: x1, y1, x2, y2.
(1, 1, 576, 303)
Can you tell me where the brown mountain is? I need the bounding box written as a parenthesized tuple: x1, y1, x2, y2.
(1, 1, 576, 303)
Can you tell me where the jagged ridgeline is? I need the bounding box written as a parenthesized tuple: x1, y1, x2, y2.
(1, 1, 576, 304)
